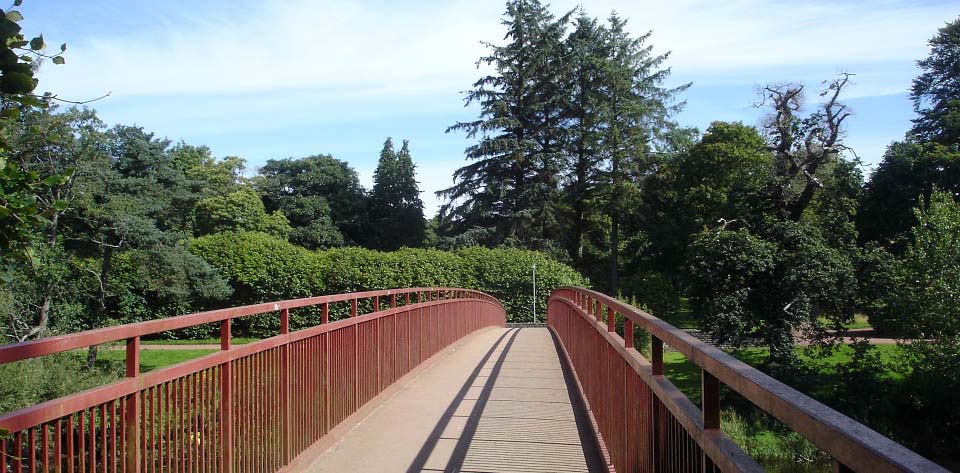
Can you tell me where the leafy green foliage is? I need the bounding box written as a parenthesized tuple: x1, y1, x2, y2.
(194, 187, 292, 238)
(642, 122, 771, 281)
(871, 191, 960, 337)
(189, 231, 586, 333)
(188, 231, 325, 335)
(0, 2, 68, 262)
(255, 154, 364, 248)
(859, 141, 960, 248)
(688, 222, 858, 366)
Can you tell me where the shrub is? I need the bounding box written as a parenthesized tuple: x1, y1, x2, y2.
(188, 232, 326, 335)
(189, 232, 588, 333)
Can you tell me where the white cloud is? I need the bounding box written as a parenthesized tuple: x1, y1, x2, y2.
(31, 0, 957, 217)
(39, 0, 955, 100)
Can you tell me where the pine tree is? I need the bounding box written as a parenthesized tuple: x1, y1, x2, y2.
(596, 14, 688, 293)
(370, 138, 426, 250)
(563, 13, 609, 268)
(441, 0, 571, 251)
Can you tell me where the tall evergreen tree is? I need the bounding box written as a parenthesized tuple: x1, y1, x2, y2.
(370, 138, 426, 250)
(910, 16, 960, 145)
(562, 13, 609, 268)
(595, 14, 688, 293)
(440, 0, 571, 253)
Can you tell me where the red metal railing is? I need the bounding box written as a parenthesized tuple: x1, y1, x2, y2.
(548, 287, 947, 473)
(0, 287, 505, 473)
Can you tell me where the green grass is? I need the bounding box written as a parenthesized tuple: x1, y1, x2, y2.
(660, 343, 908, 472)
(141, 337, 260, 346)
(95, 349, 217, 372)
(816, 313, 872, 330)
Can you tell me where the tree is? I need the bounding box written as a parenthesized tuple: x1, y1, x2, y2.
(440, 0, 570, 252)
(871, 190, 960, 336)
(859, 141, 960, 248)
(595, 13, 688, 293)
(642, 122, 771, 283)
(6, 106, 108, 341)
(0, 1, 69, 263)
(762, 74, 855, 223)
(562, 13, 609, 269)
(255, 155, 365, 248)
(910, 16, 960, 145)
(193, 187, 292, 238)
(369, 138, 426, 250)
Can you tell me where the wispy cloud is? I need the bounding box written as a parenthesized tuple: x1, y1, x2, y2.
(28, 0, 958, 216)
(39, 0, 955, 100)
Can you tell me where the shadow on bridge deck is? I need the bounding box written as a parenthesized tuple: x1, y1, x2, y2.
(304, 327, 606, 473)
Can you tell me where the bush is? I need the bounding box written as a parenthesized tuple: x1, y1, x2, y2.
(188, 232, 326, 335)
(456, 247, 588, 323)
(189, 232, 588, 333)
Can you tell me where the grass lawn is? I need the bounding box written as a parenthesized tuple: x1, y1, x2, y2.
(141, 337, 260, 345)
(662, 344, 903, 402)
(95, 349, 217, 372)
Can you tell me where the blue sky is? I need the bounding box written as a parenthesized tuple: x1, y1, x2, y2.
(22, 0, 959, 216)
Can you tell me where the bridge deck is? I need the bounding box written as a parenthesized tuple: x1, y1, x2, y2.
(304, 327, 605, 472)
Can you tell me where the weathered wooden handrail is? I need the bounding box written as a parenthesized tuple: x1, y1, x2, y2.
(0, 287, 505, 473)
(548, 286, 947, 473)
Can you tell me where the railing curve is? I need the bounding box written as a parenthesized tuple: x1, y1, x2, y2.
(547, 286, 947, 473)
(0, 287, 506, 472)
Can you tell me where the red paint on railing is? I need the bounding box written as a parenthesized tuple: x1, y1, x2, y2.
(0, 288, 505, 473)
(547, 286, 947, 473)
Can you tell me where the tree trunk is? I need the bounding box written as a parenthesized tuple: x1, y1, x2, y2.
(86, 245, 114, 370)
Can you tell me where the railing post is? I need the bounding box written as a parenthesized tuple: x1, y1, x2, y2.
(651, 336, 663, 376)
(351, 298, 358, 317)
(373, 296, 380, 312)
(125, 336, 141, 473)
(280, 308, 291, 462)
(390, 294, 397, 308)
(702, 369, 720, 473)
(606, 307, 615, 333)
(219, 320, 233, 473)
(651, 335, 663, 472)
(625, 319, 634, 349)
(834, 460, 855, 473)
(322, 302, 329, 324)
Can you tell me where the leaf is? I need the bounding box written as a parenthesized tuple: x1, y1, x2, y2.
(5, 10, 23, 22)
(29, 34, 43, 51)
(52, 56, 64, 65)
(42, 175, 65, 186)
(13, 0, 22, 6)
(18, 54, 31, 62)
(60, 42, 66, 52)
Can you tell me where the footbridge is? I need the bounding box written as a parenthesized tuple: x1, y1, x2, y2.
(0, 287, 947, 472)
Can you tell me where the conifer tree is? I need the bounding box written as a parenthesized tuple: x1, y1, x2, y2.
(370, 138, 426, 250)
(594, 14, 688, 293)
(563, 13, 609, 268)
(441, 0, 571, 252)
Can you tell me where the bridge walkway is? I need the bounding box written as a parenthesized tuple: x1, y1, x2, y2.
(304, 327, 605, 473)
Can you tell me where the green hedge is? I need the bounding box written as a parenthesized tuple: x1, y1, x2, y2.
(189, 232, 587, 336)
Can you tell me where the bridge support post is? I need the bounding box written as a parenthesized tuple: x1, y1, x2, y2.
(702, 369, 720, 473)
(651, 336, 663, 472)
(219, 320, 233, 473)
(280, 308, 291, 463)
(124, 337, 141, 473)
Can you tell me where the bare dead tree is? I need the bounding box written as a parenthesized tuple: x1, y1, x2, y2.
(760, 73, 854, 221)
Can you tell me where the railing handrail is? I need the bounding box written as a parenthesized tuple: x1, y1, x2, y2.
(0, 287, 500, 365)
(0, 294, 504, 434)
(551, 286, 947, 473)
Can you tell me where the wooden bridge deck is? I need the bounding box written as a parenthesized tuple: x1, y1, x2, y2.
(303, 327, 605, 473)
